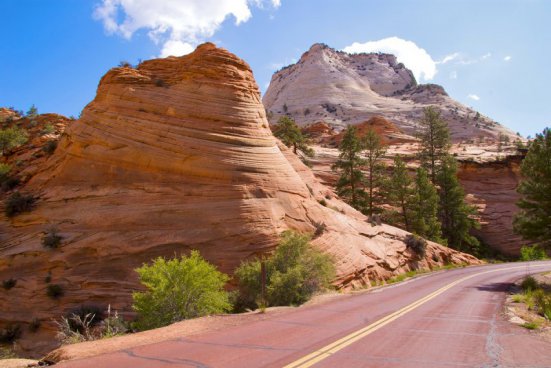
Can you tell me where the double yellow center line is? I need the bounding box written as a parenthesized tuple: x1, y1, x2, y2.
(283, 264, 549, 368)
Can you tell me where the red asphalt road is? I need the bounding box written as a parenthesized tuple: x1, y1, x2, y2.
(57, 261, 551, 368)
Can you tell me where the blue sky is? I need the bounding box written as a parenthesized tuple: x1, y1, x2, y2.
(1, 0, 549, 137)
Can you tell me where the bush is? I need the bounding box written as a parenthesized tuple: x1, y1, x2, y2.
(0, 163, 10, 178)
(42, 140, 58, 154)
(1, 176, 20, 192)
(42, 226, 63, 248)
(0, 324, 21, 343)
(235, 231, 335, 310)
(2, 278, 16, 290)
(521, 276, 538, 292)
(47, 284, 64, 299)
(405, 234, 427, 258)
(520, 245, 548, 261)
(132, 250, 231, 331)
(55, 305, 127, 344)
(29, 318, 41, 333)
(4, 192, 35, 217)
(0, 126, 28, 156)
(41, 123, 55, 135)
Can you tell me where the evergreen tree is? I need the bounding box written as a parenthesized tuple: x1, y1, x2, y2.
(332, 126, 367, 210)
(417, 106, 451, 183)
(26, 104, 38, 118)
(273, 116, 313, 157)
(387, 156, 414, 231)
(513, 128, 551, 249)
(362, 128, 386, 215)
(437, 156, 480, 252)
(411, 167, 443, 242)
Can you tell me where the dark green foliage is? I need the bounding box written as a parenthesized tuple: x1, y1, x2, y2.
(42, 226, 63, 249)
(404, 234, 427, 258)
(411, 167, 443, 242)
(42, 140, 58, 154)
(513, 128, 551, 249)
(363, 128, 386, 215)
(333, 126, 367, 211)
(521, 276, 538, 292)
(235, 231, 335, 310)
(4, 192, 36, 217)
(29, 318, 41, 333)
(1, 176, 20, 192)
(0, 126, 28, 156)
(0, 324, 21, 343)
(46, 284, 64, 299)
(386, 156, 414, 231)
(519, 245, 548, 261)
(2, 278, 16, 290)
(417, 106, 451, 183)
(41, 123, 55, 135)
(132, 250, 231, 331)
(118, 61, 132, 68)
(437, 156, 480, 253)
(273, 116, 314, 157)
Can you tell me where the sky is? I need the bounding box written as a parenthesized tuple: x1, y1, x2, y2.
(1, 0, 549, 137)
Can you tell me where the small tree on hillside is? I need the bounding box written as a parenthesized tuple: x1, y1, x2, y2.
(26, 104, 38, 118)
(437, 156, 480, 253)
(273, 116, 314, 157)
(411, 167, 443, 242)
(0, 127, 28, 156)
(386, 156, 414, 231)
(132, 251, 231, 331)
(513, 128, 551, 249)
(363, 128, 386, 215)
(417, 106, 451, 183)
(332, 126, 367, 211)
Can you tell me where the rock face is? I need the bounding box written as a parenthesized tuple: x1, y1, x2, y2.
(263, 43, 517, 142)
(457, 157, 524, 257)
(0, 43, 478, 357)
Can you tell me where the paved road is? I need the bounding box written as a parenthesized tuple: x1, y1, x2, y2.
(58, 261, 551, 368)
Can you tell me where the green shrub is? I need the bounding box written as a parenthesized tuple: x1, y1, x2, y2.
(2, 278, 16, 290)
(47, 284, 64, 299)
(0, 324, 21, 343)
(42, 226, 63, 248)
(521, 276, 539, 292)
(0, 126, 28, 156)
(29, 318, 41, 333)
(1, 176, 20, 192)
(0, 346, 17, 359)
(67, 305, 103, 333)
(42, 140, 58, 154)
(405, 234, 427, 258)
(0, 163, 10, 178)
(235, 231, 335, 310)
(132, 250, 231, 331)
(4, 192, 35, 217)
(41, 123, 55, 135)
(520, 245, 548, 261)
(522, 321, 538, 330)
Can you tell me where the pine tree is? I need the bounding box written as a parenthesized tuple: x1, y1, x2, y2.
(362, 128, 386, 215)
(273, 116, 313, 157)
(513, 128, 551, 249)
(417, 106, 451, 183)
(333, 126, 367, 210)
(437, 156, 480, 252)
(387, 156, 414, 231)
(411, 167, 443, 242)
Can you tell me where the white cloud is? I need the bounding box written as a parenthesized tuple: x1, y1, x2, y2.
(467, 94, 480, 101)
(438, 52, 459, 64)
(343, 37, 437, 81)
(504, 55, 512, 61)
(449, 71, 457, 80)
(94, 0, 281, 57)
(481, 52, 491, 60)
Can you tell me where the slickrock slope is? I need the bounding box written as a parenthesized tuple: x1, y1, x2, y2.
(0, 43, 478, 357)
(263, 43, 517, 142)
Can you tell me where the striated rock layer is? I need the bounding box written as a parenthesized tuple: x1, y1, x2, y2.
(0, 43, 478, 356)
(263, 43, 517, 142)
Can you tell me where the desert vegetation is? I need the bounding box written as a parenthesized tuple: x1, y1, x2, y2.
(511, 275, 551, 329)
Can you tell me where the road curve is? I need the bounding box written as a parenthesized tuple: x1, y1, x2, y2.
(57, 261, 551, 368)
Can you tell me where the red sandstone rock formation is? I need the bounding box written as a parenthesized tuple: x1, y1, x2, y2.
(0, 43, 478, 357)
